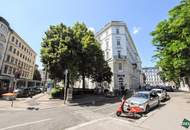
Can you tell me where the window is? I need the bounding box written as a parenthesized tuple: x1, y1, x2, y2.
(117, 39, 120, 46)
(20, 53, 22, 58)
(8, 66, 12, 74)
(17, 51, 19, 56)
(9, 46, 12, 52)
(22, 45, 24, 50)
(116, 28, 119, 34)
(3, 65, 8, 74)
(18, 60, 21, 67)
(11, 57, 14, 64)
(106, 40, 109, 49)
(118, 50, 121, 58)
(16, 39, 18, 45)
(11, 36, 15, 42)
(119, 63, 122, 70)
(13, 68, 16, 74)
(6, 55, 10, 62)
(15, 59, 18, 65)
(13, 48, 16, 54)
(19, 42, 21, 47)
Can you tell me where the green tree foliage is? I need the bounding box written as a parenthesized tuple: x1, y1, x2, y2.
(151, 0, 190, 87)
(41, 22, 112, 89)
(33, 68, 41, 81)
(41, 24, 80, 85)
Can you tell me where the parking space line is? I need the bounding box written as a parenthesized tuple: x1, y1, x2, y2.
(0, 118, 52, 130)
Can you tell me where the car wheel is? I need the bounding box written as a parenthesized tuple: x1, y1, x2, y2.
(116, 111, 121, 117)
(145, 105, 150, 114)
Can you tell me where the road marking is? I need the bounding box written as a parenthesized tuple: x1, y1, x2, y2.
(0, 118, 52, 130)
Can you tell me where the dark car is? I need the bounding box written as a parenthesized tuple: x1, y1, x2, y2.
(160, 86, 174, 92)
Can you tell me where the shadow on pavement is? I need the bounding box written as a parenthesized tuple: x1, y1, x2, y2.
(69, 94, 121, 107)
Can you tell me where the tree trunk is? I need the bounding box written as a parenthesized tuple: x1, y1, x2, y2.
(82, 73, 85, 90)
(185, 77, 190, 88)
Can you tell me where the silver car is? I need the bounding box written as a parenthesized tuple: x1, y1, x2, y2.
(151, 89, 167, 101)
(123, 91, 160, 113)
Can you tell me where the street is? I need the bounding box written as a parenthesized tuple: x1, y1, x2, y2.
(0, 92, 189, 130)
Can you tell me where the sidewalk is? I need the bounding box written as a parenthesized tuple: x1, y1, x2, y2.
(0, 94, 121, 111)
(0, 93, 55, 110)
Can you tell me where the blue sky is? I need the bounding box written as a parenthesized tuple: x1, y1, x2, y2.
(0, 0, 180, 69)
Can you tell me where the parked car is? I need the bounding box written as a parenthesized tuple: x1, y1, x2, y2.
(151, 89, 167, 101)
(160, 86, 174, 92)
(13, 88, 24, 97)
(33, 87, 42, 94)
(145, 85, 152, 91)
(123, 91, 160, 113)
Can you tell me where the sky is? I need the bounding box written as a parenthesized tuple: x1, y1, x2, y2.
(0, 0, 180, 69)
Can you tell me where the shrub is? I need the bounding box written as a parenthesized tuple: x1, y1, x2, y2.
(50, 87, 63, 98)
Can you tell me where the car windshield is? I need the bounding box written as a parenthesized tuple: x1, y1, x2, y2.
(156, 90, 162, 93)
(133, 93, 149, 99)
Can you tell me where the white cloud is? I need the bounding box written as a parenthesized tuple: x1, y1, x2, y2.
(88, 27, 95, 33)
(132, 26, 141, 35)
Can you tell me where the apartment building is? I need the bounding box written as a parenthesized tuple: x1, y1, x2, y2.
(142, 67, 164, 86)
(0, 17, 36, 80)
(96, 21, 142, 92)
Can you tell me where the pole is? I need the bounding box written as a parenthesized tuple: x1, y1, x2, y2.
(44, 65, 48, 92)
(64, 69, 68, 104)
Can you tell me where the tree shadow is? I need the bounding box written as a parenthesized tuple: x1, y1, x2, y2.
(68, 94, 121, 107)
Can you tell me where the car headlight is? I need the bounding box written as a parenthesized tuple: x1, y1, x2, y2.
(139, 104, 145, 109)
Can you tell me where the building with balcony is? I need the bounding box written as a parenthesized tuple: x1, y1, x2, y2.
(0, 17, 36, 80)
(142, 67, 164, 86)
(96, 21, 142, 92)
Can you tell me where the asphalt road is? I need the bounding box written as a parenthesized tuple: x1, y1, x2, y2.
(0, 92, 189, 130)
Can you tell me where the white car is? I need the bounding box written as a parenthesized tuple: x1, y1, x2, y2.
(151, 89, 167, 101)
(123, 91, 160, 113)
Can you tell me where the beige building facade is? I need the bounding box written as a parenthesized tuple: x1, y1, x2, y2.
(0, 17, 36, 80)
(96, 21, 142, 92)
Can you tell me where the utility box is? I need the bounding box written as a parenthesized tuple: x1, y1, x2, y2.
(67, 88, 73, 101)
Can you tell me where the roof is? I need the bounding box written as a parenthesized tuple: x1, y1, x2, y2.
(151, 89, 162, 91)
(0, 16, 12, 31)
(143, 67, 158, 70)
(137, 91, 151, 94)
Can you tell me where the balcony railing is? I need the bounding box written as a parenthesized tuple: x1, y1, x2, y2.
(113, 55, 127, 60)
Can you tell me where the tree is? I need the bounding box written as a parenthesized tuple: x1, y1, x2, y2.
(41, 22, 112, 90)
(151, 0, 190, 88)
(33, 69, 41, 81)
(72, 22, 112, 89)
(41, 23, 80, 85)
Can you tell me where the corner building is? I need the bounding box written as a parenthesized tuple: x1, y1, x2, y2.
(96, 21, 142, 92)
(0, 17, 36, 80)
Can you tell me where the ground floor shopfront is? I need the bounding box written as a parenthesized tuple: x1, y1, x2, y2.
(0, 75, 43, 95)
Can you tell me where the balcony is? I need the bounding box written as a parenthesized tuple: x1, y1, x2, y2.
(113, 55, 127, 60)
